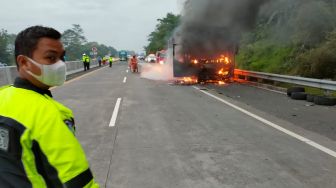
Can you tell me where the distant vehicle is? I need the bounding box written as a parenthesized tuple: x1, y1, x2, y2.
(119, 51, 128, 61)
(146, 54, 156, 63)
(137, 55, 145, 60)
(156, 50, 166, 64)
(0, 62, 7, 67)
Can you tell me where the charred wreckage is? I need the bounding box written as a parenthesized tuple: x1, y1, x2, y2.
(171, 27, 238, 84)
(170, 0, 267, 84)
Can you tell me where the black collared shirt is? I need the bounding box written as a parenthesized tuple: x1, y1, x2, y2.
(13, 77, 52, 97)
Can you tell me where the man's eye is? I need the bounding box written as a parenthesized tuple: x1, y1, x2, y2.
(47, 56, 56, 61)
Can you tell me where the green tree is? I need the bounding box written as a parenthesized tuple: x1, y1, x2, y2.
(62, 24, 87, 60)
(145, 13, 180, 54)
(291, 1, 335, 47)
(82, 42, 118, 58)
(0, 29, 11, 65)
(295, 30, 336, 79)
(62, 24, 118, 60)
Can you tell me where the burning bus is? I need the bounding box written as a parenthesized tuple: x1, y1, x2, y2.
(171, 26, 237, 84)
(170, 0, 264, 84)
(173, 52, 235, 83)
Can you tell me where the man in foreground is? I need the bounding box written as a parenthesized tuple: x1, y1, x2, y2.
(0, 26, 99, 187)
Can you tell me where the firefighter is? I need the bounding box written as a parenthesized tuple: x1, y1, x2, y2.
(109, 56, 113, 67)
(129, 55, 138, 72)
(0, 26, 99, 187)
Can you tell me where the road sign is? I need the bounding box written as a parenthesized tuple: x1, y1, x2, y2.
(92, 47, 97, 52)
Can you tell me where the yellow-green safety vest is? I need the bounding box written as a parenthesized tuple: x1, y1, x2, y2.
(82, 55, 90, 63)
(0, 78, 99, 188)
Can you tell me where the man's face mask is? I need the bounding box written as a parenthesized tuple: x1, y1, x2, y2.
(26, 57, 67, 86)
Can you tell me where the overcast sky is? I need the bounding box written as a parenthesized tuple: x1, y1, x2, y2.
(0, 0, 184, 53)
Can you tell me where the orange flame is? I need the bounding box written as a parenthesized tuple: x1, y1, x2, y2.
(225, 57, 230, 64)
(218, 81, 226, 85)
(218, 69, 229, 76)
(176, 76, 198, 84)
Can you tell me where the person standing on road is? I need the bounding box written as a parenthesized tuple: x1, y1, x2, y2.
(98, 56, 102, 67)
(0, 26, 99, 188)
(102, 56, 107, 65)
(129, 55, 138, 72)
(82, 54, 90, 71)
(82, 53, 86, 71)
(109, 56, 113, 67)
(86, 55, 91, 70)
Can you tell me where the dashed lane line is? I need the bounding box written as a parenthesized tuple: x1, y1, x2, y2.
(109, 98, 122, 127)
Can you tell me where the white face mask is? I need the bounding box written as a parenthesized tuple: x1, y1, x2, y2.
(26, 57, 67, 86)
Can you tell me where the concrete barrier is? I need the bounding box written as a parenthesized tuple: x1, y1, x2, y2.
(0, 60, 98, 86)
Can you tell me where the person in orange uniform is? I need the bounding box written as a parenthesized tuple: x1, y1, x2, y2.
(129, 55, 138, 72)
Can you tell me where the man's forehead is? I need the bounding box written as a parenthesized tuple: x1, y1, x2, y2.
(36, 38, 64, 52)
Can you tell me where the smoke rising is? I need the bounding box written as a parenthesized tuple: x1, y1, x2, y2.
(259, 0, 336, 46)
(175, 0, 269, 58)
(140, 49, 174, 81)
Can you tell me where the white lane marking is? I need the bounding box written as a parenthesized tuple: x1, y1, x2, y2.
(123, 77, 127, 83)
(109, 98, 122, 127)
(193, 86, 336, 158)
(50, 66, 107, 90)
(126, 70, 129, 73)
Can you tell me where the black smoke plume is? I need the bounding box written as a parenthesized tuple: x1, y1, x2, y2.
(175, 0, 269, 59)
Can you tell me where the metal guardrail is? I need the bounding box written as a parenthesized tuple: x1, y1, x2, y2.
(0, 60, 99, 86)
(234, 69, 336, 91)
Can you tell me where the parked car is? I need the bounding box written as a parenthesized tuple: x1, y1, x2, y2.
(145, 54, 157, 63)
(137, 55, 145, 60)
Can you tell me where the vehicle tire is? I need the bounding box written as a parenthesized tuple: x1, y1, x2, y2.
(290, 92, 307, 100)
(306, 94, 316, 102)
(313, 96, 336, 106)
(287, 87, 305, 97)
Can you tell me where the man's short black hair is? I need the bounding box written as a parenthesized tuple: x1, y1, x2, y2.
(15, 26, 61, 68)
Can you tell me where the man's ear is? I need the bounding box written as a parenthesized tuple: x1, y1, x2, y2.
(17, 55, 29, 71)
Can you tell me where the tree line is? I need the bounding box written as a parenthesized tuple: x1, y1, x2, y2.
(0, 24, 118, 66)
(144, 13, 180, 54)
(0, 29, 15, 66)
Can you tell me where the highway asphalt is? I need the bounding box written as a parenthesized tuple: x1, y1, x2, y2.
(51, 62, 336, 188)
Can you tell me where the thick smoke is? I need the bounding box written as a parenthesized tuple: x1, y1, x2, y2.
(259, 0, 336, 46)
(175, 0, 269, 59)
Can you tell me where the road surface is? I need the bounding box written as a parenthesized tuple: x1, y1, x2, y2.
(51, 62, 336, 188)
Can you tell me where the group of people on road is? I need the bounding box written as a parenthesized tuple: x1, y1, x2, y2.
(91, 55, 114, 69)
(82, 53, 139, 72)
